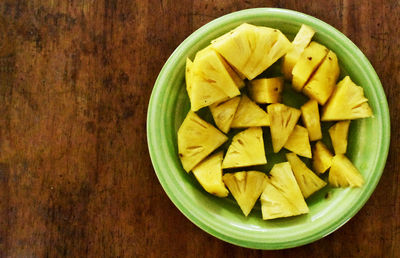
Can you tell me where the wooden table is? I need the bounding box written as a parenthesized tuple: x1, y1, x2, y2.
(0, 1, 398, 257)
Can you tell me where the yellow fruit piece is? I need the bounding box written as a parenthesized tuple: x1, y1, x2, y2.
(282, 24, 315, 80)
(248, 77, 284, 104)
(267, 103, 301, 153)
(286, 153, 327, 198)
(178, 111, 228, 172)
(301, 99, 322, 141)
(284, 125, 312, 158)
(261, 182, 300, 220)
(302, 51, 340, 105)
(230, 95, 270, 128)
(322, 76, 373, 121)
(192, 152, 229, 197)
(265, 29, 293, 74)
(209, 97, 240, 134)
(222, 127, 267, 169)
(312, 141, 333, 174)
(197, 45, 245, 89)
(292, 42, 329, 91)
(220, 55, 245, 89)
(186, 58, 193, 99)
(329, 120, 351, 155)
(194, 48, 241, 99)
(263, 162, 309, 219)
(223, 171, 267, 216)
(329, 154, 364, 187)
(190, 48, 240, 111)
(231, 65, 246, 80)
(211, 23, 291, 80)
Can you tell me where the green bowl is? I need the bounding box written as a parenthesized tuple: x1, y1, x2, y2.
(147, 8, 390, 249)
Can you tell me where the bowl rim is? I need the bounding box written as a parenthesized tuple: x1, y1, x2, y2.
(147, 8, 390, 249)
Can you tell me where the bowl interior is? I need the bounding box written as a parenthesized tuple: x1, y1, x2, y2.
(147, 8, 390, 249)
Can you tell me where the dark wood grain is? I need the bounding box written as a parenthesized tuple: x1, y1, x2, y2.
(0, 0, 398, 257)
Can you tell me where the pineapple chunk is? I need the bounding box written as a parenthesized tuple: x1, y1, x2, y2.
(209, 97, 240, 133)
(197, 45, 244, 88)
(211, 23, 291, 80)
(282, 24, 315, 80)
(230, 95, 270, 128)
(312, 141, 333, 174)
(220, 55, 245, 89)
(192, 152, 229, 197)
(329, 154, 364, 187)
(329, 120, 351, 154)
(222, 127, 267, 169)
(248, 77, 284, 104)
(284, 125, 312, 158)
(266, 29, 293, 73)
(261, 182, 300, 220)
(301, 99, 322, 141)
(322, 76, 373, 121)
(223, 171, 267, 216)
(189, 73, 228, 112)
(267, 103, 301, 153)
(185, 58, 193, 99)
(178, 111, 228, 172)
(286, 153, 326, 198)
(302, 51, 340, 105)
(190, 48, 240, 111)
(194, 48, 242, 98)
(268, 162, 309, 214)
(292, 42, 329, 91)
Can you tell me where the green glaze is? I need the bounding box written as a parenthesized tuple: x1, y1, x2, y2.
(147, 8, 390, 249)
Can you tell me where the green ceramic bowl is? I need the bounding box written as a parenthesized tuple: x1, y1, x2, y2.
(147, 8, 390, 249)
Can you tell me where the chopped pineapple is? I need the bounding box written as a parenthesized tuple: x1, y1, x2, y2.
(186, 58, 193, 100)
(292, 42, 329, 91)
(192, 152, 229, 197)
(178, 111, 228, 172)
(322, 76, 373, 121)
(261, 182, 300, 220)
(267, 103, 301, 153)
(329, 154, 364, 187)
(302, 50, 340, 105)
(282, 24, 315, 80)
(230, 95, 270, 128)
(209, 97, 241, 133)
(266, 162, 309, 216)
(211, 23, 291, 80)
(190, 48, 240, 111)
(329, 120, 351, 154)
(312, 141, 333, 174)
(194, 47, 242, 99)
(178, 23, 371, 220)
(284, 125, 312, 158)
(248, 77, 284, 104)
(223, 171, 267, 216)
(266, 30, 293, 74)
(286, 153, 326, 198)
(219, 55, 245, 89)
(222, 127, 267, 169)
(301, 99, 322, 141)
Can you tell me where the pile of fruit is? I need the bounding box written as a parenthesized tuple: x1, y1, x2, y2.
(178, 23, 372, 219)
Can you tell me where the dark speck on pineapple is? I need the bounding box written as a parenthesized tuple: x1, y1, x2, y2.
(325, 192, 331, 200)
(328, 57, 332, 60)
(308, 57, 312, 60)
